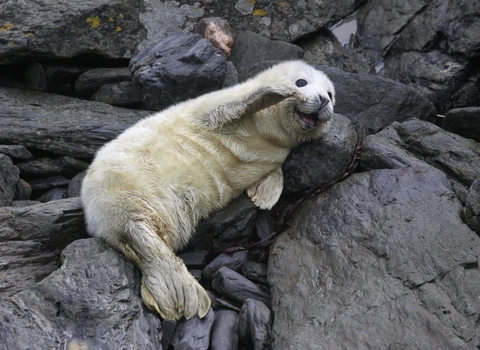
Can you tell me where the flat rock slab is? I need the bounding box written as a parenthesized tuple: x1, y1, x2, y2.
(0, 238, 162, 349)
(268, 164, 480, 349)
(0, 87, 150, 158)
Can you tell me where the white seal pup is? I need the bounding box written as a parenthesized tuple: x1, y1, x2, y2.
(81, 60, 335, 321)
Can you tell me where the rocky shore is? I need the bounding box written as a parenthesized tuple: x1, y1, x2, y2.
(0, 1, 479, 349)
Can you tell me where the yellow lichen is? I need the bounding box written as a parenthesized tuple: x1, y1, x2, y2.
(253, 9, 267, 16)
(86, 16, 101, 28)
(248, 0, 256, 5)
(116, 26, 122, 32)
(279, 2, 285, 7)
(1, 23, 14, 31)
(25, 31, 35, 37)
(7, 41, 14, 46)
(119, 13, 124, 19)
(109, 17, 114, 22)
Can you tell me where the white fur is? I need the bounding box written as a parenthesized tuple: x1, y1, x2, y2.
(81, 60, 335, 320)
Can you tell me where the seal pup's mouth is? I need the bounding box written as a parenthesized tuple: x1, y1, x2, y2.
(296, 109, 319, 130)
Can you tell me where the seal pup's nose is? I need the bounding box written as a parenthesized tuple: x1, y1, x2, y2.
(319, 95, 329, 110)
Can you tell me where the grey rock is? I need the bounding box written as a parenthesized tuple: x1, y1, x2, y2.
(93, 81, 143, 107)
(36, 187, 67, 203)
(463, 176, 480, 235)
(193, 195, 258, 252)
(229, 31, 304, 82)
(212, 267, 270, 307)
(24, 62, 48, 92)
(282, 113, 357, 193)
(67, 171, 87, 198)
(238, 299, 271, 350)
(178, 250, 208, 270)
(211, 309, 239, 350)
(203, 251, 248, 280)
(0, 238, 162, 349)
(268, 163, 480, 349)
(443, 107, 480, 143)
(0, 154, 20, 206)
(0, 198, 86, 296)
(0, 145, 32, 160)
(0, 0, 146, 64)
(221, 61, 239, 88)
(130, 33, 227, 111)
(28, 175, 70, 191)
(75, 67, 132, 96)
(14, 179, 32, 201)
(241, 261, 268, 285)
(0, 87, 150, 158)
(16, 158, 62, 178)
(171, 309, 215, 350)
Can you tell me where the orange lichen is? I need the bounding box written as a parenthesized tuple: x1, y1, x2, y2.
(253, 9, 267, 16)
(1, 23, 14, 31)
(86, 16, 101, 28)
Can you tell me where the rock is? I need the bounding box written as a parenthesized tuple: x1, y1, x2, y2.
(241, 261, 268, 285)
(36, 188, 67, 203)
(212, 267, 270, 307)
(170, 309, 215, 350)
(130, 33, 227, 111)
(0, 0, 147, 64)
(268, 163, 480, 349)
(92, 81, 143, 108)
(462, 176, 480, 235)
(75, 67, 132, 96)
(0, 198, 87, 296)
(192, 195, 258, 252)
(178, 250, 209, 270)
(0, 238, 162, 349)
(24, 62, 48, 92)
(0, 154, 20, 206)
(0, 145, 32, 160)
(0, 87, 150, 158)
(16, 158, 62, 178)
(229, 31, 304, 82)
(443, 107, 480, 143)
(67, 171, 86, 198)
(210, 309, 239, 350)
(238, 299, 271, 350)
(221, 61, 239, 88)
(193, 17, 234, 57)
(14, 179, 32, 201)
(282, 113, 357, 193)
(28, 175, 70, 191)
(202, 251, 248, 280)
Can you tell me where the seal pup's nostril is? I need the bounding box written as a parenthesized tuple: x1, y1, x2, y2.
(319, 95, 329, 110)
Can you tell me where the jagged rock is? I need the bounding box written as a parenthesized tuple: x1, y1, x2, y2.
(75, 67, 132, 96)
(269, 155, 480, 349)
(238, 299, 271, 350)
(192, 195, 258, 252)
(241, 261, 268, 285)
(171, 310, 215, 350)
(92, 81, 143, 107)
(28, 175, 70, 191)
(14, 179, 32, 201)
(16, 156, 88, 179)
(443, 107, 480, 143)
(210, 309, 239, 350)
(229, 31, 304, 82)
(24, 62, 48, 92)
(67, 171, 86, 198)
(463, 176, 480, 235)
(130, 33, 227, 111)
(202, 251, 248, 280)
(178, 250, 208, 270)
(0, 87, 150, 158)
(212, 267, 270, 307)
(0, 0, 146, 64)
(0, 198, 87, 296)
(282, 113, 357, 193)
(221, 61, 239, 88)
(0, 154, 20, 207)
(36, 187, 67, 203)
(0, 145, 32, 160)
(0, 238, 162, 349)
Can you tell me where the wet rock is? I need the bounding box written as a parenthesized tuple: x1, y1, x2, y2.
(193, 17, 234, 57)
(238, 299, 271, 350)
(0, 238, 162, 349)
(0, 145, 32, 160)
(269, 163, 480, 349)
(229, 31, 304, 82)
(443, 107, 480, 143)
(24, 62, 48, 92)
(0, 198, 86, 296)
(130, 33, 227, 111)
(0, 87, 149, 158)
(210, 309, 239, 350)
(75, 67, 132, 96)
(202, 251, 248, 280)
(212, 267, 270, 307)
(92, 81, 143, 108)
(171, 309, 215, 350)
(0, 154, 20, 207)
(28, 175, 70, 191)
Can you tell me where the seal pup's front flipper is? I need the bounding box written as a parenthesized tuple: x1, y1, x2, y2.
(247, 167, 284, 210)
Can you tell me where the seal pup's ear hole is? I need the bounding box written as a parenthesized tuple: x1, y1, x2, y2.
(295, 79, 307, 87)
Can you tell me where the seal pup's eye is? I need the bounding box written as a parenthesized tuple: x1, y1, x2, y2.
(295, 79, 307, 87)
